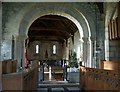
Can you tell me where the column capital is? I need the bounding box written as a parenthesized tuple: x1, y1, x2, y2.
(82, 37, 88, 42)
(90, 37, 96, 42)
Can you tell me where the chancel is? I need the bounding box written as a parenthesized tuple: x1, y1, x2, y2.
(0, 1, 120, 91)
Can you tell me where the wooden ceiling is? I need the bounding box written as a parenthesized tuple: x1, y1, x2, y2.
(28, 15, 78, 43)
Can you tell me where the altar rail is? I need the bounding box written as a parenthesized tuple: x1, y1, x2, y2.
(80, 66, 120, 90)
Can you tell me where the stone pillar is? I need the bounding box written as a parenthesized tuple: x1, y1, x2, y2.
(78, 39, 83, 65)
(90, 37, 96, 68)
(86, 39, 91, 67)
(0, 5, 1, 88)
(66, 40, 69, 60)
(98, 40, 105, 68)
(0, 29, 1, 61)
(82, 37, 88, 67)
(95, 40, 103, 68)
(63, 40, 67, 59)
(0, 2, 2, 61)
(0, 2, 2, 62)
(16, 35, 27, 70)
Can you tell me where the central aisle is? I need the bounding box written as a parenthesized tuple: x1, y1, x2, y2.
(36, 82, 80, 92)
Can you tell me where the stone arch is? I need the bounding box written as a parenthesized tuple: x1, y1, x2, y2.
(19, 3, 91, 38)
(18, 3, 94, 67)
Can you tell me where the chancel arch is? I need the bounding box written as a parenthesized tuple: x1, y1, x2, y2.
(2, 2, 120, 91)
(18, 8, 93, 70)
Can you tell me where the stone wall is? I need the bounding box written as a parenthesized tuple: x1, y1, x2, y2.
(109, 40, 120, 61)
(105, 2, 120, 61)
(2, 3, 34, 61)
(1, 2, 104, 68)
(0, 1, 2, 91)
(27, 41, 63, 60)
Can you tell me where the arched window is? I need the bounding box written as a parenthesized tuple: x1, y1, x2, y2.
(53, 45, 56, 54)
(35, 45, 39, 54)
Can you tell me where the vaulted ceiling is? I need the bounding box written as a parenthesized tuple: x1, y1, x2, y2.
(28, 15, 78, 43)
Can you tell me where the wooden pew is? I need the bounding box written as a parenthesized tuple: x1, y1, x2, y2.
(2, 68, 38, 90)
(2, 72, 22, 90)
(80, 66, 86, 89)
(80, 66, 119, 90)
(0, 59, 17, 91)
(2, 59, 17, 74)
(30, 60, 39, 88)
(2, 59, 38, 91)
(100, 60, 120, 71)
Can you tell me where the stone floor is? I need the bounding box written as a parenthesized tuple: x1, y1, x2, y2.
(36, 85, 80, 92)
(35, 81, 81, 92)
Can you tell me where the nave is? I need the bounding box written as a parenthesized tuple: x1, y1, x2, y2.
(1, 59, 120, 91)
(1, 1, 120, 91)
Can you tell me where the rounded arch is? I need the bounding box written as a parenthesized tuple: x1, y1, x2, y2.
(19, 4, 90, 39)
(18, 3, 93, 67)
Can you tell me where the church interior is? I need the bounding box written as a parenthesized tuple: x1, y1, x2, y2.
(0, 1, 120, 91)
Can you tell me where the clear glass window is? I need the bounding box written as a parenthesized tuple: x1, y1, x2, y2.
(53, 45, 56, 54)
(36, 45, 39, 54)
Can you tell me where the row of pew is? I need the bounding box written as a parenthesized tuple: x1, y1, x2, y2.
(2, 59, 17, 74)
(0, 59, 38, 91)
(80, 66, 119, 90)
(80, 61, 120, 90)
(100, 60, 120, 72)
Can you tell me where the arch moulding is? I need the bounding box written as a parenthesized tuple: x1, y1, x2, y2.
(18, 3, 92, 67)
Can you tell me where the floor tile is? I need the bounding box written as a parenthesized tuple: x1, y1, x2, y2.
(67, 87, 80, 91)
(37, 88, 48, 92)
(52, 87, 64, 92)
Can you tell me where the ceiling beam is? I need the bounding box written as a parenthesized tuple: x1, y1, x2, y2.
(39, 17, 70, 21)
(61, 20, 77, 34)
(29, 35, 66, 41)
(29, 28, 72, 36)
(29, 36, 65, 43)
